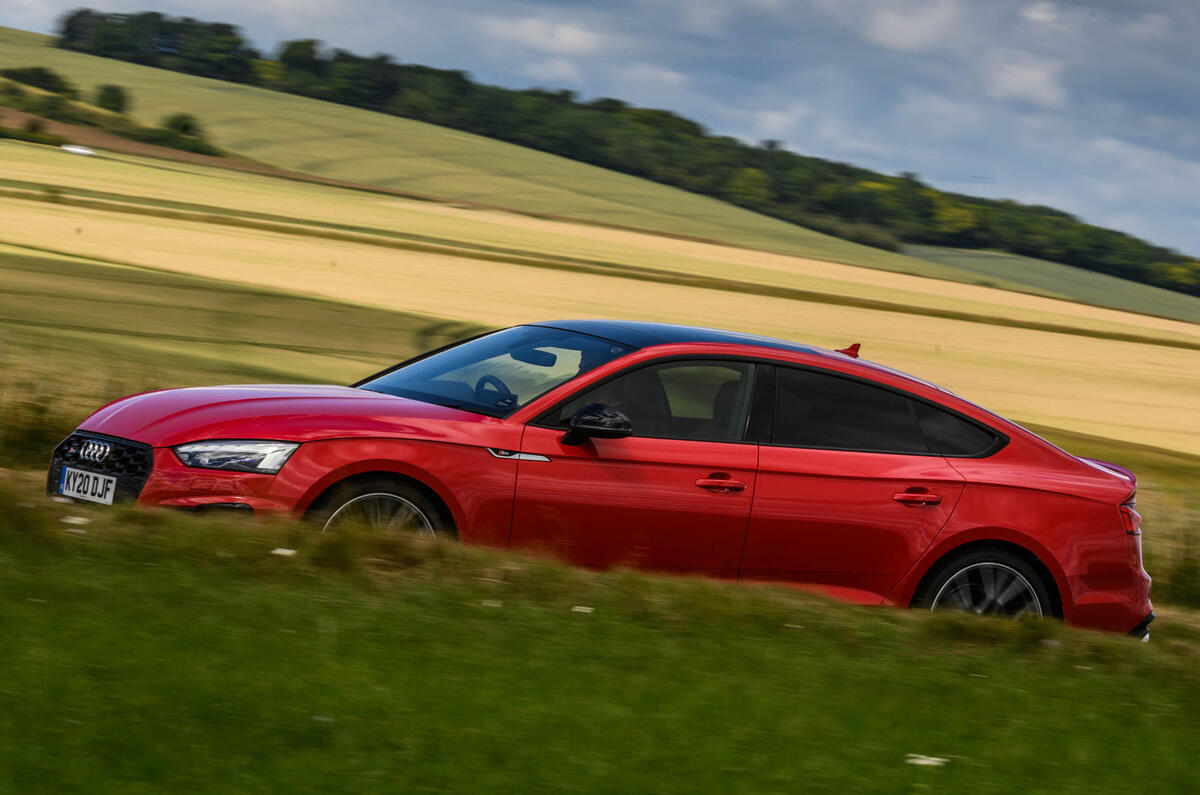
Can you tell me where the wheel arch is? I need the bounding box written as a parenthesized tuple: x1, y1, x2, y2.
(299, 464, 460, 530)
(902, 534, 1066, 618)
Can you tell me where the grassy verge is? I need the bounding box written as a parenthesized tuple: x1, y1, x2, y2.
(2, 482, 1199, 793)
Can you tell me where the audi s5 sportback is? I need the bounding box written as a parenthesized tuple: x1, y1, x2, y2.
(48, 320, 1153, 637)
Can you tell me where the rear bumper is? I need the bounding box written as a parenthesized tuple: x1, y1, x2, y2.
(1127, 611, 1155, 642)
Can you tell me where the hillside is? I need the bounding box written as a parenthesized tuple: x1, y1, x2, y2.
(0, 26, 950, 278)
(37, 11, 1200, 300)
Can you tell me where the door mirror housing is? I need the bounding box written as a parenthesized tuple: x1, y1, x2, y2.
(561, 403, 634, 446)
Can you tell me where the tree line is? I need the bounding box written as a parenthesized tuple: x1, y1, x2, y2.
(55, 8, 1200, 297)
(0, 66, 218, 155)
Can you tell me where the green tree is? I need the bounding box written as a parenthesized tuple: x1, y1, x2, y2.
(251, 59, 286, 86)
(162, 113, 203, 138)
(0, 66, 77, 97)
(94, 84, 129, 113)
(723, 167, 771, 208)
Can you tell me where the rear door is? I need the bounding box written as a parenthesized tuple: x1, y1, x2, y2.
(741, 366, 969, 603)
(511, 359, 759, 578)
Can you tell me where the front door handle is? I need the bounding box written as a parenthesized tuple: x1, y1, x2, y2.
(893, 492, 943, 506)
(696, 476, 746, 493)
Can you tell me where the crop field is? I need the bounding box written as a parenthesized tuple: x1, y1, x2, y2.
(2, 141, 1199, 455)
(0, 26, 952, 275)
(6, 143, 1200, 334)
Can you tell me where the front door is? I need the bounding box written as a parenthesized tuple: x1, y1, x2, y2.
(511, 359, 759, 578)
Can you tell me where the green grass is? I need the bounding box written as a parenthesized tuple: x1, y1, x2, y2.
(907, 244, 1200, 325)
(1, 489, 1199, 793)
(0, 26, 989, 280)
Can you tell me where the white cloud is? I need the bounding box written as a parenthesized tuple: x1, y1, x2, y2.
(519, 58, 582, 83)
(983, 51, 1066, 107)
(477, 17, 621, 56)
(860, 0, 963, 52)
(893, 92, 987, 139)
(618, 63, 689, 87)
(1021, 2, 1061, 27)
(1089, 137, 1200, 206)
(1123, 13, 1169, 40)
(755, 104, 812, 139)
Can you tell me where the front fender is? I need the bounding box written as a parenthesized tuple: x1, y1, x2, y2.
(278, 438, 518, 548)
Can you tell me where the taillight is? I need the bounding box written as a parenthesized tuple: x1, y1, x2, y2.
(1120, 501, 1142, 535)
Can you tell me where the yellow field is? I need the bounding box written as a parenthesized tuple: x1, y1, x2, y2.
(1, 161, 1198, 453)
(4, 143, 1199, 346)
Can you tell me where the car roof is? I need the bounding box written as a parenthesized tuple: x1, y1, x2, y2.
(534, 319, 828, 356)
(533, 319, 946, 392)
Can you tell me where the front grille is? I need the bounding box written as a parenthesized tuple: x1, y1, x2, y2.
(47, 432, 153, 503)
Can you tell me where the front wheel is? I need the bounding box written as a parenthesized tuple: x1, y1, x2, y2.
(312, 478, 449, 537)
(916, 549, 1054, 619)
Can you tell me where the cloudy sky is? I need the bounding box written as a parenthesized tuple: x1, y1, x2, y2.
(9, 0, 1200, 254)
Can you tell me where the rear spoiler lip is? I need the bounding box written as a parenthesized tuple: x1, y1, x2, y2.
(1078, 456, 1138, 500)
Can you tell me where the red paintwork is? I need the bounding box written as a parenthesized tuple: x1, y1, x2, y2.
(512, 425, 756, 578)
(742, 446, 965, 604)
(64, 331, 1151, 636)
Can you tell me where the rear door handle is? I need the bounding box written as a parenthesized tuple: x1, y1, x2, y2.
(696, 477, 747, 493)
(893, 492, 943, 506)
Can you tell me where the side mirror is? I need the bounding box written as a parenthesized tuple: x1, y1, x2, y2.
(561, 403, 633, 446)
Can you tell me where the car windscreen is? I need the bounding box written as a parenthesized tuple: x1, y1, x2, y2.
(358, 326, 636, 417)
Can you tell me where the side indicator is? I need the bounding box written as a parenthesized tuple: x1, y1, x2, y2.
(836, 342, 861, 359)
(486, 448, 551, 462)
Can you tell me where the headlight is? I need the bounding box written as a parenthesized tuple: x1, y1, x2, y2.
(173, 440, 299, 473)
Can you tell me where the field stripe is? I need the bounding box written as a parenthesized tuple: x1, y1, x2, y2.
(2, 187, 1197, 354)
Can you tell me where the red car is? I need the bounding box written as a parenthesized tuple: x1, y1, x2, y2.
(48, 320, 1153, 637)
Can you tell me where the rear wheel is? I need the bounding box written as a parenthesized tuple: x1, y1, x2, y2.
(312, 478, 449, 537)
(916, 548, 1053, 619)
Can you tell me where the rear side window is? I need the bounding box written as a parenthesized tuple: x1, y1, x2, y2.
(774, 368, 928, 453)
(912, 400, 998, 457)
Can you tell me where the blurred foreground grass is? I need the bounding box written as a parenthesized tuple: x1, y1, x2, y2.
(1, 479, 1199, 793)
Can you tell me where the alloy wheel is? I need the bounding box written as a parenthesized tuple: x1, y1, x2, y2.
(930, 562, 1044, 618)
(322, 492, 435, 535)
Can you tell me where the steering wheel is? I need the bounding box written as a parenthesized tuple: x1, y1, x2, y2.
(474, 374, 517, 407)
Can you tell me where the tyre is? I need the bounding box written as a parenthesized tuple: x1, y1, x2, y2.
(914, 547, 1055, 619)
(311, 477, 451, 537)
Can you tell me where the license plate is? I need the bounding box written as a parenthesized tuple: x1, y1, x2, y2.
(59, 466, 117, 505)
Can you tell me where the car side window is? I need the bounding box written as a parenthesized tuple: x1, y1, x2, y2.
(911, 400, 999, 457)
(553, 360, 756, 442)
(773, 367, 929, 454)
